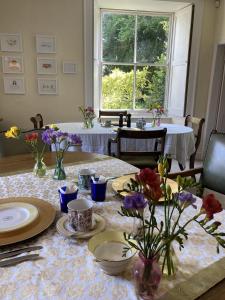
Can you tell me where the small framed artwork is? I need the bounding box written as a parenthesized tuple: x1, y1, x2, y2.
(37, 57, 57, 74)
(3, 77, 25, 94)
(2, 55, 24, 73)
(37, 78, 58, 95)
(36, 35, 56, 53)
(0, 33, 23, 52)
(63, 61, 77, 74)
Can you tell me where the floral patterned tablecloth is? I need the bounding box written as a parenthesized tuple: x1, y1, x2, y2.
(0, 157, 225, 300)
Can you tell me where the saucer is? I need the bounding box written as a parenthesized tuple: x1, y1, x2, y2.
(56, 213, 106, 239)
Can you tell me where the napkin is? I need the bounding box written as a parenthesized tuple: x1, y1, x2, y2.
(91, 176, 106, 184)
(59, 184, 78, 194)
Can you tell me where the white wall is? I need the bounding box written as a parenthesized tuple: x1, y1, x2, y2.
(0, 0, 84, 130)
(215, 0, 225, 43)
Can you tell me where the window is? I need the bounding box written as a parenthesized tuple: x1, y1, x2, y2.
(100, 10, 171, 110)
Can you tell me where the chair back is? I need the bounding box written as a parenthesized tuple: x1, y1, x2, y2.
(202, 131, 225, 195)
(0, 129, 46, 157)
(116, 128, 167, 159)
(185, 115, 205, 152)
(99, 110, 127, 124)
(30, 113, 44, 129)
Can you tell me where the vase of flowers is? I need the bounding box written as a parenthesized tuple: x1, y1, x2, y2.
(5, 127, 47, 178)
(79, 106, 96, 129)
(118, 158, 225, 296)
(148, 102, 165, 127)
(42, 127, 82, 180)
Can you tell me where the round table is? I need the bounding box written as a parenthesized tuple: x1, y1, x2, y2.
(56, 122, 195, 166)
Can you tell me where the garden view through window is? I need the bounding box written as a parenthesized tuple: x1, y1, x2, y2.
(101, 11, 170, 110)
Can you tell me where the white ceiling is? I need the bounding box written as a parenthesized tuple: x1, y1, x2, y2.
(96, 0, 192, 12)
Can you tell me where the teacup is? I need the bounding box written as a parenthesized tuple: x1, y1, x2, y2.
(67, 198, 93, 232)
(78, 169, 95, 190)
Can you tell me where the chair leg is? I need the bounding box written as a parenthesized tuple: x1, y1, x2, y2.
(167, 158, 172, 172)
(189, 153, 196, 169)
(178, 163, 185, 171)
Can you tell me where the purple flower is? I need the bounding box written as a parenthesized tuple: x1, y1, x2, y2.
(124, 192, 147, 210)
(42, 128, 55, 145)
(178, 192, 197, 208)
(68, 134, 82, 145)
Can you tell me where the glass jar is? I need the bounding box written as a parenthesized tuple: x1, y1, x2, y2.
(53, 157, 66, 180)
(33, 156, 47, 177)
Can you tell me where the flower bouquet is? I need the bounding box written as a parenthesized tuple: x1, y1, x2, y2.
(42, 127, 82, 180)
(5, 126, 47, 177)
(148, 102, 165, 127)
(79, 106, 96, 129)
(118, 158, 225, 299)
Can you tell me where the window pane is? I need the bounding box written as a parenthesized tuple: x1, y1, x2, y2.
(102, 65, 134, 109)
(137, 16, 169, 64)
(135, 66, 166, 109)
(102, 13, 135, 63)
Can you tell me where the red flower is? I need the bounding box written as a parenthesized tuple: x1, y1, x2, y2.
(136, 168, 162, 201)
(25, 132, 38, 143)
(201, 194, 223, 219)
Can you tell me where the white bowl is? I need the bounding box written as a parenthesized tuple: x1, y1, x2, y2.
(88, 230, 137, 275)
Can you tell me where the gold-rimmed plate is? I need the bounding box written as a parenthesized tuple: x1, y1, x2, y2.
(112, 174, 178, 202)
(0, 197, 56, 246)
(0, 202, 39, 233)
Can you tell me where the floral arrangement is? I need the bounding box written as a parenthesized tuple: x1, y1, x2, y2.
(5, 126, 47, 177)
(79, 106, 96, 128)
(148, 102, 165, 127)
(119, 158, 225, 298)
(42, 127, 82, 180)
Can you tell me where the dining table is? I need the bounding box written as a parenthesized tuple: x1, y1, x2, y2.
(55, 122, 195, 167)
(0, 152, 225, 300)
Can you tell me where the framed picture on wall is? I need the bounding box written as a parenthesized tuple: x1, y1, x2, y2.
(37, 78, 58, 95)
(36, 35, 56, 53)
(2, 55, 24, 73)
(63, 61, 77, 74)
(0, 33, 23, 52)
(37, 57, 57, 74)
(3, 77, 25, 94)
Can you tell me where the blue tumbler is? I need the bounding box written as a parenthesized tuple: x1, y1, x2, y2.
(91, 180, 107, 202)
(58, 186, 78, 213)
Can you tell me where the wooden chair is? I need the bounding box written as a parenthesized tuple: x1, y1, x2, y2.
(178, 115, 205, 170)
(168, 130, 225, 197)
(30, 113, 44, 129)
(99, 110, 128, 125)
(108, 128, 167, 169)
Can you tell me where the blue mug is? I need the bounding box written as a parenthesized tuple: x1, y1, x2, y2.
(91, 180, 107, 202)
(58, 186, 78, 213)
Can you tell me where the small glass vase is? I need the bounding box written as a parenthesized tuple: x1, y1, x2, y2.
(151, 118, 156, 127)
(83, 119, 94, 129)
(160, 243, 177, 277)
(53, 157, 66, 180)
(33, 156, 46, 177)
(133, 253, 161, 300)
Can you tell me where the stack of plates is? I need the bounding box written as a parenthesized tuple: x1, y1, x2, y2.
(0, 197, 56, 246)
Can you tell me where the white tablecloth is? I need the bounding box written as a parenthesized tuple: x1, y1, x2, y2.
(56, 122, 195, 166)
(0, 158, 224, 300)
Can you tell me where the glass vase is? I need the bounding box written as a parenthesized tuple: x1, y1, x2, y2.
(33, 156, 46, 177)
(53, 157, 66, 180)
(133, 253, 161, 300)
(160, 243, 177, 277)
(151, 118, 156, 127)
(83, 119, 94, 129)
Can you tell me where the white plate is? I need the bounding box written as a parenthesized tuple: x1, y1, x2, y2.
(0, 202, 39, 233)
(56, 213, 106, 239)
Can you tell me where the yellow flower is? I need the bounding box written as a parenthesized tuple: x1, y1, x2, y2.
(49, 124, 59, 130)
(5, 126, 21, 138)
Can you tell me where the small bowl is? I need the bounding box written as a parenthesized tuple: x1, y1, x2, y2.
(88, 230, 136, 275)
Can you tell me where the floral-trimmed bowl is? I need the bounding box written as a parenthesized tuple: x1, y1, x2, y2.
(88, 230, 137, 275)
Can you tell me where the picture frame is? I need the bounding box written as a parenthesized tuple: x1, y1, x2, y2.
(2, 55, 24, 73)
(3, 77, 25, 94)
(0, 33, 23, 52)
(63, 61, 77, 74)
(37, 78, 58, 95)
(37, 57, 57, 74)
(36, 35, 56, 53)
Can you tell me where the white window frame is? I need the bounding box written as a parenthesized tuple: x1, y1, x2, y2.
(97, 9, 173, 112)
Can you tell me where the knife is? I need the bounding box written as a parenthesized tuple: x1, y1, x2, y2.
(0, 246, 43, 260)
(0, 254, 40, 267)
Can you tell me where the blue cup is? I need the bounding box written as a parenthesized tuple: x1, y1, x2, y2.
(91, 180, 107, 202)
(58, 186, 78, 213)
